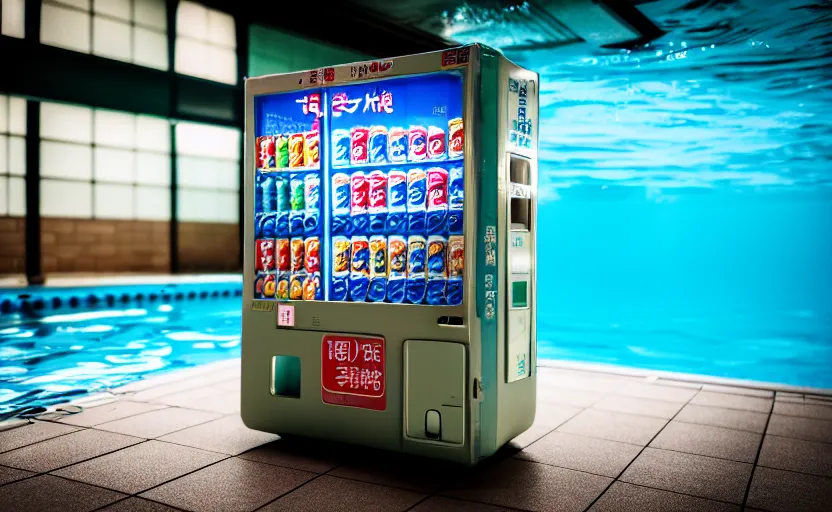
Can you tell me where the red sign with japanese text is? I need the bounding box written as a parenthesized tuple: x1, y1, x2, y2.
(321, 335, 386, 411)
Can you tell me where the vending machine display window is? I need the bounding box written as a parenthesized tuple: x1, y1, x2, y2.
(252, 72, 465, 306)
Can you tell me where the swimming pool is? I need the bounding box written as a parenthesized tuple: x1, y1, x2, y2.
(0, 285, 243, 419)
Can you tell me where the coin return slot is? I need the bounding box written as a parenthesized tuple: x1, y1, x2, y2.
(437, 316, 464, 326)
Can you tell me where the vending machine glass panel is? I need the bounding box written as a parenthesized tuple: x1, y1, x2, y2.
(327, 71, 466, 306)
(253, 89, 324, 302)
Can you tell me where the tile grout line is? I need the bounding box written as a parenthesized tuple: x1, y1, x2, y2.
(580, 387, 701, 512)
(741, 398, 775, 509)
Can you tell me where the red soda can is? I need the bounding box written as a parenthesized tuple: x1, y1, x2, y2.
(367, 170, 387, 213)
(427, 167, 449, 210)
(350, 127, 369, 165)
(290, 237, 305, 272)
(408, 126, 427, 162)
(255, 239, 275, 271)
(256, 136, 275, 169)
(350, 171, 368, 215)
(427, 126, 446, 160)
(276, 238, 290, 272)
(448, 118, 464, 158)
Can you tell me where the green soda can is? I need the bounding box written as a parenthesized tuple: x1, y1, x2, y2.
(289, 174, 305, 211)
(275, 175, 291, 212)
(275, 135, 289, 169)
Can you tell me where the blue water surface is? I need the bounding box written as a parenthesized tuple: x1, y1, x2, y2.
(0, 300, 242, 417)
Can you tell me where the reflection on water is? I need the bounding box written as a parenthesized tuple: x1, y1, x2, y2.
(0, 300, 241, 417)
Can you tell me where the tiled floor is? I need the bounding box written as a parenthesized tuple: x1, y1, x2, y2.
(1, 361, 831, 512)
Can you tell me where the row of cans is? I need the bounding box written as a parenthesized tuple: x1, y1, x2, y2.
(333, 118, 463, 167)
(332, 166, 464, 236)
(256, 131, 320, 170)
(254, 271, 322, 301)
(331, 235, 464, 305)
(255, 237, 321, 275)
(254, 172, 321, 238)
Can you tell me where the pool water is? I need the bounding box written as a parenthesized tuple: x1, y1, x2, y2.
(0, 299, 242, 419)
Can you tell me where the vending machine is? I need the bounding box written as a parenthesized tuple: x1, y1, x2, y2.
(242, 44, 539, 465)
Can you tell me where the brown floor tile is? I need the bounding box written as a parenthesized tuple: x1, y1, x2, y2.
(52, 440, 227, 494)
(328, 449, 463, 493)
(158, 415, 278, 455)
(689, 392, 772, 413)
(538, 387, 606, 408)
(0, 474, 126, 512)
(588, 481, 740, 512)
(0, 465, 35, 485)
(701, 384, 773, 398)
(0, 428, 143, 473)
(0, 420, 82, 453)
(95, 407, 222, 438)
(557, 409, 668, 446)
(758, 435, 832, 477)
(411, 496, 524, 511)
(443, 457, 612, 512)
(612, 382, 698, 403)
(649, 422, 761, 463)
(776, 391, 803, 401)
(593, 395, 684, 419)
(261, 474, 425, 512)
(99, 497, 183, 512)
(507, 424, 554, 450)
(746, 466, 832, 512)
(140, 457, 316, 512)
(767, 414, 832, 443)
(517, 431, 642, 477)
(533, 403, 584, 429)
(772, 401, 832, 421)
(619, 448, 752, 504)
(152, 387, 240, 415)
(674, 404, 768, 433)
(56, 401, 167, 427)
(237, 436, 341, 474)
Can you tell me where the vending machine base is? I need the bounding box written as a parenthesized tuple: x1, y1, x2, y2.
(242, 44, 539, 465)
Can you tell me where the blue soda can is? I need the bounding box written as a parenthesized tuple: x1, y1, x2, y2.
(331, 236, 351, 302)
(274, 174, 290, 237)
(446, 235, 464, 306)
(406, 169, 427, 233)
(386, 169, 407, 234)
(405, 235, 427, 304)
(349, 236, 370, 302)
(426, 236, 448, 305)
(387, 235, 407, 303)
(367, 235, 387, 302)
(447, 165, 464, 234)
(388, 127, 407, 163)
(254, 174, 264, 237)
(331, 172, 351, 236)
(368, 126, 388, 164)
(303, 173, 320, 234)
(288, 174, 305, 236)
(332, 129, 350, 167)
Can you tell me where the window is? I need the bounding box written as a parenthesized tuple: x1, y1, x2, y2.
(39, 101, 172, 220)
(39, 0, 168, 70)
(0, 95, 26, 217)
(1, 0, 26, 38)
(175, 1, 237, 85)
(175, 121, 240, 223)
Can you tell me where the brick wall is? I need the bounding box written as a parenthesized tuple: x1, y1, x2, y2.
(0, 217, 26, 274)
(41, 219, 170, 273)
(178, 222, 240, 273)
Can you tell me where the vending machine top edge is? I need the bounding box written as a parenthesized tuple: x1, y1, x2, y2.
(242, 44, 539, 465)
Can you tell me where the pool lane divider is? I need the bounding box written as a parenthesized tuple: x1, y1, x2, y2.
(0, 278, 243, 314)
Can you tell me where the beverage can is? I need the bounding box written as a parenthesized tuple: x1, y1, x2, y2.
(302, 273, 320, 301)
(427, 236, 448, 278)
(303, 131, 320, 168)
(350, 172, 368, 215)
(369, 235, 387, 279)
(255, 239, 275, 272)
(351, 236, 370, 278)
(407, 169, 427, 212)
(276, 238, 290, 272)
(275, 135, 289, 168)
(304, 236, 320, 274)
(275, 175, 291, 212)
(332, 237, 351, 276)
(407, 235, 427, 277)
(427, 126, 446, 160)
(259, 174, 276, 213)
(288, 133, 305, 168)
(304, 174, 320, 210)
(332, 129, 350, 167)
(388, 127, 407, 163)
(448, 117, 464, 158)
(290, 237, 305, 272)
(367, 170, 387, 213)
(448, 235, 464, 278)
(350, 126, 370, 165)
(387, 170, 407, 213)
(256, 136, 275, 169)
(388, 236, 407, 278)
(368, 126, 389, 164)
(427, 167, 449, 211)
(276, 272, 290, 300)
(407, 126, 427, 162)
(289, 273, 306, 300)
(331, 173, 350, 215)
(289, 174, 305, 211)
